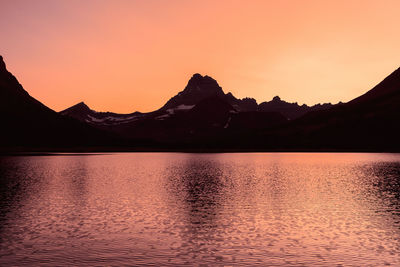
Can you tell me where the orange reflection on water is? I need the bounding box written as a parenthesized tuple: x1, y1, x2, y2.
(0, 153, 399, 265)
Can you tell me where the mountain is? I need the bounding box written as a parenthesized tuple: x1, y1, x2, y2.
(250, 67, 400, 151)
(60, 101, 144, 126)
(0, 56, 115, 150)
(159, 73, 262, 112)
(161, 73, 226, 110)
(61, 73, 330, 132)
(349, 67, 400, 105)
(60, 72, 292, 144)
(258, 96, 333, 120)
(3, 52, 400, 151)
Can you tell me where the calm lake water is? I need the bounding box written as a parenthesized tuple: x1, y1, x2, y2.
(0, 153, 400, 266)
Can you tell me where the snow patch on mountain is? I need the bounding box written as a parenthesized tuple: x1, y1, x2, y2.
(155, 114, 170, 120)
(86, 114, 142, 125)
(166, 104, 195, 114)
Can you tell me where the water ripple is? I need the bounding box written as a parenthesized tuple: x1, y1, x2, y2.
(0, 153, 400, 266)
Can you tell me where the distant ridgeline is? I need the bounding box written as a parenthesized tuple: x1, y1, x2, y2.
(1, 55, 399, 151)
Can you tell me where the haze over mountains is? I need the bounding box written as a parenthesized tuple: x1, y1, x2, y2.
(1, 55, 399, 151)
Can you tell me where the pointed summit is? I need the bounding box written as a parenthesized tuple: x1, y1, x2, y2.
(60, 101, 91, 116)
(184, 73, 223, 94)
(0, 55, 6, 71)
(72, 101, 90, 111)
(188, 73, 203, 81)
(161, 73, 225, 110)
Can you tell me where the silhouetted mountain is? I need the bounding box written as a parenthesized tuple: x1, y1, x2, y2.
(258, 96, 332, 120)
(62, 73, 331, 132)
(248, 67, 400, 151)
(0, 56, 115, 150)
(62, 101, 91, 116)
(349, 67, 400, 105)
(4, 52, 400, 151)
(228, 96, 259, 112)
(60, 101, 144, 126)
(160, 73, 258, 112)
(161, 73, 225, 110)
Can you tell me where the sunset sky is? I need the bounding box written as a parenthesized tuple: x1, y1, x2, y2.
(1, 0, 400, 113)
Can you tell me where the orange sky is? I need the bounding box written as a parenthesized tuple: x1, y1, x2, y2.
(1, 0, 400, 113)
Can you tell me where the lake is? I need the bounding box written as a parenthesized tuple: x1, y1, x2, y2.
(0, 153, 400, 266)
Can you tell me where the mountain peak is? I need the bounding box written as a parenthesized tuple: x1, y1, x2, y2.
(0, 55, 6, 71)
(62, 101, 91, 114)
(161, 73, 225, 110)
(190, 73, 203, 80)
(272, 96, 281, 101)
(75, 101, 89, 108)
(185, 73, 221, 92)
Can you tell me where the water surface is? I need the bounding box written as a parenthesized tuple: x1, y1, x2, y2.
(1, 153, 400, 266)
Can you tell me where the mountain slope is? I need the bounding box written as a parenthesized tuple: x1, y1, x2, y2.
(259, 67, 400, 150)
(349, 67, 400, 105)
(0, 56, 115, 149)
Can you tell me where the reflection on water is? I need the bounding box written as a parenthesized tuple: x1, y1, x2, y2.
(0, 153, 400, 266)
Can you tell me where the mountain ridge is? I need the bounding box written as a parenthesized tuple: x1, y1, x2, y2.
(2, 54, 400, 151)
(61, 72, 333, 124)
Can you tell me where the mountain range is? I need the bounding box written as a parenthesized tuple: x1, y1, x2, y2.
(60, 73, 332, 143)
(1, 55, 399, 151)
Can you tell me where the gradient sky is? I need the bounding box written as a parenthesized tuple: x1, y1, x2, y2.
(1, 0, 400, 113)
